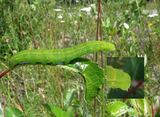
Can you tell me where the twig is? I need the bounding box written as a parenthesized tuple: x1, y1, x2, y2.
(0, 69, 11, 79)
(135, 99, 141, 117)
(123, 79, 144, 99)
(94, 1, 101, 117)
(152, 103, 154, 117)
(9, 78, 26, 116)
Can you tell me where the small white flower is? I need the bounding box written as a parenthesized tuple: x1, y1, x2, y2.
(30, 4, 36, 10)
(148, 14, 158, 17)
(13, 50, 17, 53)
(86, 39, 88, 42)
(80, 86, 84, 90)
(61, 21, 65, 23)
(74, 20, 78, 25)
(80, 7, 91, 12)
(58, 15, 63, 19)
(90, 4, 96, 8)
(53, 9, 62, 11)
(123, 23, 129, 29)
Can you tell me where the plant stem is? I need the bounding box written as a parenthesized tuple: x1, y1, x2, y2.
(25, 0, 36, 49)
(0, 69, 10, 79)
(9, 79, 26, 116)
(135, 99, 141, 117)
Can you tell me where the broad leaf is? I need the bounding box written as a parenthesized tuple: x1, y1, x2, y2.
(130, 98, 151, 116)
(68, 105, 83, 115)
(42, 104, 68, 117)
(62, 58, 104, 103)
(107, 66, 131, 90)
(106, 101, 138, 117)
(64, 89, 75, 108)
(124, 57, 144, 81)
(66, 108, 74, 117)
(5, 107, 25, 117)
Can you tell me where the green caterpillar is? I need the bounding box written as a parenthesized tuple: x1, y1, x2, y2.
(9, 41, 115, 69)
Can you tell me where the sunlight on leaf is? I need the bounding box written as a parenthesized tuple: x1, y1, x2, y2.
(106, 101, 138, 117)
(107, 66, 131, 90)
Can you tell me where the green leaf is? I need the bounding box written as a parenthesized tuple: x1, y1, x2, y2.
(106, 101, 138, 117)
(5, 107, 25, 117)
(144, 54, 147, 67)
(42, 104, 68, 117)
(127, 107, 139, 116)
(107, 66, 131, 90)
(62, 58, 104, 103)
(131, 32, 136, 44)
(68, 105, 83, 115)
(64, 89, 75, 108)
(66, 108, 74, 117)
(144, 98, 152, 116)
(130, 98, 151, 116)
(107, 101, 127, 117)
(124, 57, 144, 81)
(83, 100, 92, 117)
(155, 108, 160, 117)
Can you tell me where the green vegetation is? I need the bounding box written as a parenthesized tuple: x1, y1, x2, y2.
(0, 0, 160, 116)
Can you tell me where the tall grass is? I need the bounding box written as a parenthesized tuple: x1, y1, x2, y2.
(0, 0, 160, 116)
